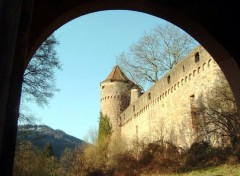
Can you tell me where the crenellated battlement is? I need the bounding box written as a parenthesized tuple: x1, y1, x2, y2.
(101, 94, 127, 101)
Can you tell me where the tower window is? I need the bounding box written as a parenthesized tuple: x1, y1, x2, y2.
(148, 92, 151, 99)
(102, 85, 105, 89)
(133, 105, 135, 112)
(195, 52, 200, 63)
(190, 94, 195, 103)
(167, 75, 171, 84)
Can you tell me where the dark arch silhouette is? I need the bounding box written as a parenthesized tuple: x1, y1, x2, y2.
(1, 0, 240, 175)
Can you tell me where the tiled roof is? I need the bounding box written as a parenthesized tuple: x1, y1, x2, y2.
(103, 65, 130, 82)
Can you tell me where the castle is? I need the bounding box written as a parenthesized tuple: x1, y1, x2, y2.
(100, 45, 224, 149)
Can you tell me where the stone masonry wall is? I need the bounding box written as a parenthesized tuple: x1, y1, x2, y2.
(101, 81, 132, 136)
(119, 46, 222, 148)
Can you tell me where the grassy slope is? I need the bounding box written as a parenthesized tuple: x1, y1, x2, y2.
(144, 164, 240, 176)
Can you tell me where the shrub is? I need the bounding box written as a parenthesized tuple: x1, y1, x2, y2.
(138, 141, 184, 174)
(184, 141, 233, 171)
(185, 141, 211, 167)
(112, 151, 139, 176)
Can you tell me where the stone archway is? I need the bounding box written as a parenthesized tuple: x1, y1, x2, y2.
(1, 0, 240, 175)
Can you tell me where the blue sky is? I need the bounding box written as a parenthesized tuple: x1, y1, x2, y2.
(27, 10, 172, 140)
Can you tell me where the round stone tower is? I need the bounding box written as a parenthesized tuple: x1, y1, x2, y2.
(100, 65, 134, 137)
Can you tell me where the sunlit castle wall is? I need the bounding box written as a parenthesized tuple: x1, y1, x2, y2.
(119, 46, 221, 148)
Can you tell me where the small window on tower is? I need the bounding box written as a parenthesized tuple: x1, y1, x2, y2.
(133, 105, 135, 112)
(167, 75, 171, 84)
(102, 85, 105, 89)
(195, 52, 200, 63)
(148, 92, 151, 99)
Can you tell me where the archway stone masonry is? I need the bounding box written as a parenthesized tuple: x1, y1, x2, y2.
(0, 0, 240, 175)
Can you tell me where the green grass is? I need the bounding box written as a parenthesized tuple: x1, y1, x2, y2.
(143, 164, 240, 176)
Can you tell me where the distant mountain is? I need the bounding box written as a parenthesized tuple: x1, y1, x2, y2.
(17, 124, 87, 158)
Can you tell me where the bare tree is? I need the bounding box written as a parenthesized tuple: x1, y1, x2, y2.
(16, 34, 61, 159)
(22, 34, 62, 107)
(193, 71, 240, 148)
(84, 127, 98, 145)
(116, 23, 197, 90)
(19, 34, 61, 124)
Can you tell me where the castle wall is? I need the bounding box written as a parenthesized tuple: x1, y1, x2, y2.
(119, 46, 221, 148)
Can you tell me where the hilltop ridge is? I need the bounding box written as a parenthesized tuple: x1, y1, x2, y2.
(17, 124, 86, 158)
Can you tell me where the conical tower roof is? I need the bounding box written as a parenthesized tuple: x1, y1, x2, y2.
(102, 65, 130, 83)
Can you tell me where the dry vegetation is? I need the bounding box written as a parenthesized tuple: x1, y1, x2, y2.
(13, 137, 240, 176)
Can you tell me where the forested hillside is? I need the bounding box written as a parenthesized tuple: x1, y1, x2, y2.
(17, 124, 86, 157)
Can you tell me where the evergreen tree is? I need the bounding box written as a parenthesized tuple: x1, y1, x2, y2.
(97, 112, 112, 169)
(98, 112, 112, 145)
